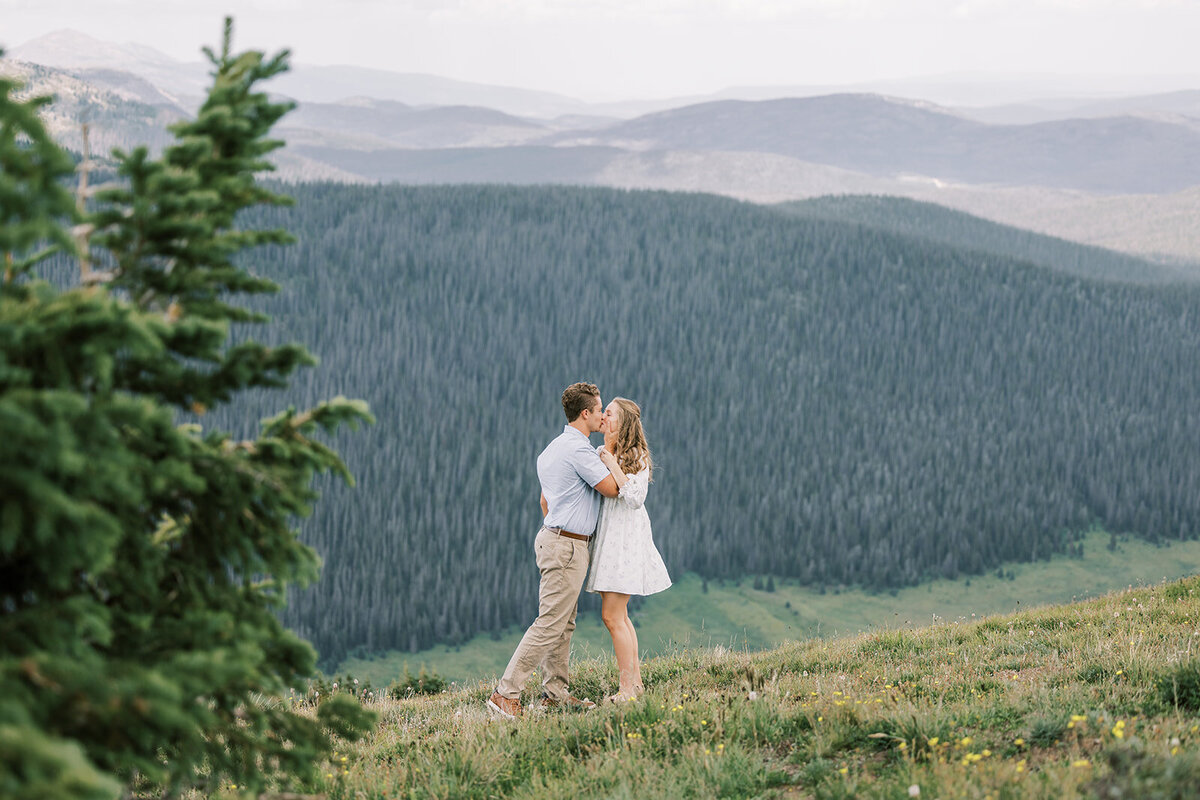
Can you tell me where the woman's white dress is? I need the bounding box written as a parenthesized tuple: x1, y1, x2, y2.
(585, 454, 672, 596)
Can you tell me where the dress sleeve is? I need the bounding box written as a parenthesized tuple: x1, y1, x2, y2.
(618, 470, 649, 509)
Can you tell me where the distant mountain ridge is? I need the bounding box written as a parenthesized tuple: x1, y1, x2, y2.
(283, 93, 1200, 194)
(280, 99, 549, 149)
(13, 28, 1200, 120)
(8, 28, 1200, 261)
(8, 29, 589, 118)
(9, 29, 209, 103)
(569, 94, 1200, 193)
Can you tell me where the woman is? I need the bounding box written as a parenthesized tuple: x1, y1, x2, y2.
(585, 397, 672, 703)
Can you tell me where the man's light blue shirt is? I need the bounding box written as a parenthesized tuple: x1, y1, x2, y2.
(538, 425, 611, 535)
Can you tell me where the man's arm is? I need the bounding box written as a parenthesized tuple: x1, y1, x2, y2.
(574, 445, 619, 498)
(593, 475, 619, 498)
(540, 492, 548, 518)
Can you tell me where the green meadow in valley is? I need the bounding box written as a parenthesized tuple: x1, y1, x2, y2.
(338, 530, 1200, 687)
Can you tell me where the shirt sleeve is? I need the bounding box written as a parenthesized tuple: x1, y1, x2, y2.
(618, 470, 649, 509)
(572, 443, 612, 489)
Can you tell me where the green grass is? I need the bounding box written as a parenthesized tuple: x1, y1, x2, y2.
(338, 531, 1200, 687)
(270, 563, 1200, 799)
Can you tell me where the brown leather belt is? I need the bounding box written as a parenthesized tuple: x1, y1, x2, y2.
(544, 525, 590, 542)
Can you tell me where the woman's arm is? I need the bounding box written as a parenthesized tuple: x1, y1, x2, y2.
(598, 447, 629, 489)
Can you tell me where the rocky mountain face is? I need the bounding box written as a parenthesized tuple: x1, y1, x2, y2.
(8, 29, 208, 102)
(0, 59, 186, 155)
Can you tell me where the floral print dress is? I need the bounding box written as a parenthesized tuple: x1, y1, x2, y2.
(584, 455, 672, 596)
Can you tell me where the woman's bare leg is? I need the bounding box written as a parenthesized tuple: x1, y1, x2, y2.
(601, 592, 636, 697)
(624, 614, 643, 695)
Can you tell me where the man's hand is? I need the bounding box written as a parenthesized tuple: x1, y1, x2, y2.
(540, 492, 548, 518)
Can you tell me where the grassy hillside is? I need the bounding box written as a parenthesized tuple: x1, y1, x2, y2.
(337, 531, 1200, 686)
(290, 570, 1200, 799)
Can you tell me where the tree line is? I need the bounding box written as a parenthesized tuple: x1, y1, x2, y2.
(200, 183, 1200, 667)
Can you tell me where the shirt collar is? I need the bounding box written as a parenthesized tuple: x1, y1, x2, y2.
(563, 424, 590, 441)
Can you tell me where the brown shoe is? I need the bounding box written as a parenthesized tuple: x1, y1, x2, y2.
(540, 694, 597, 711)
(487, 691, 523, 719)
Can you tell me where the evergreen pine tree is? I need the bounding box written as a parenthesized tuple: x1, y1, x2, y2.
(0, 22, 374, 800)
(0, 46, 122, 800)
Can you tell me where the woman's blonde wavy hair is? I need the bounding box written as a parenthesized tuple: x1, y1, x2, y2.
(608, 397, 652, 479)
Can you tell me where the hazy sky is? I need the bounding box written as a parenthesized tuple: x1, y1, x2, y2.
(3, 0, 1199, 100)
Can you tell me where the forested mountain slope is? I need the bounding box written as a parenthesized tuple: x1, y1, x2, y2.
(218, 185, 1200, 666)
(776, 195, 1193, 284)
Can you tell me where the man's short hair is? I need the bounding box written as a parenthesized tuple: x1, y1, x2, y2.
(562, 382, 600, 422)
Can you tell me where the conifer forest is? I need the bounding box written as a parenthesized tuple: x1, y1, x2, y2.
(210, 184, 1200, 666)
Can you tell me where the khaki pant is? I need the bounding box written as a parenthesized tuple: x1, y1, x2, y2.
(496, 526, 590, 701)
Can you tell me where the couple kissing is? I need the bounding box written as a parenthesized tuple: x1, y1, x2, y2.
(488, 382, 672, 719)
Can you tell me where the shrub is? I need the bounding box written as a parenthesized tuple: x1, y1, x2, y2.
(390, 666, 448, 697)
(1028, 715, 1069, 747)
(796, 757, 835, 788)
(1156, 661, 1200, 712)
(1091, 745, 1200, 800)
(1161, 577, 1200, 601)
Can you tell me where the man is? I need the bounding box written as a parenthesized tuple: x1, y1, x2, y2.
(488, 382, 619, 719)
